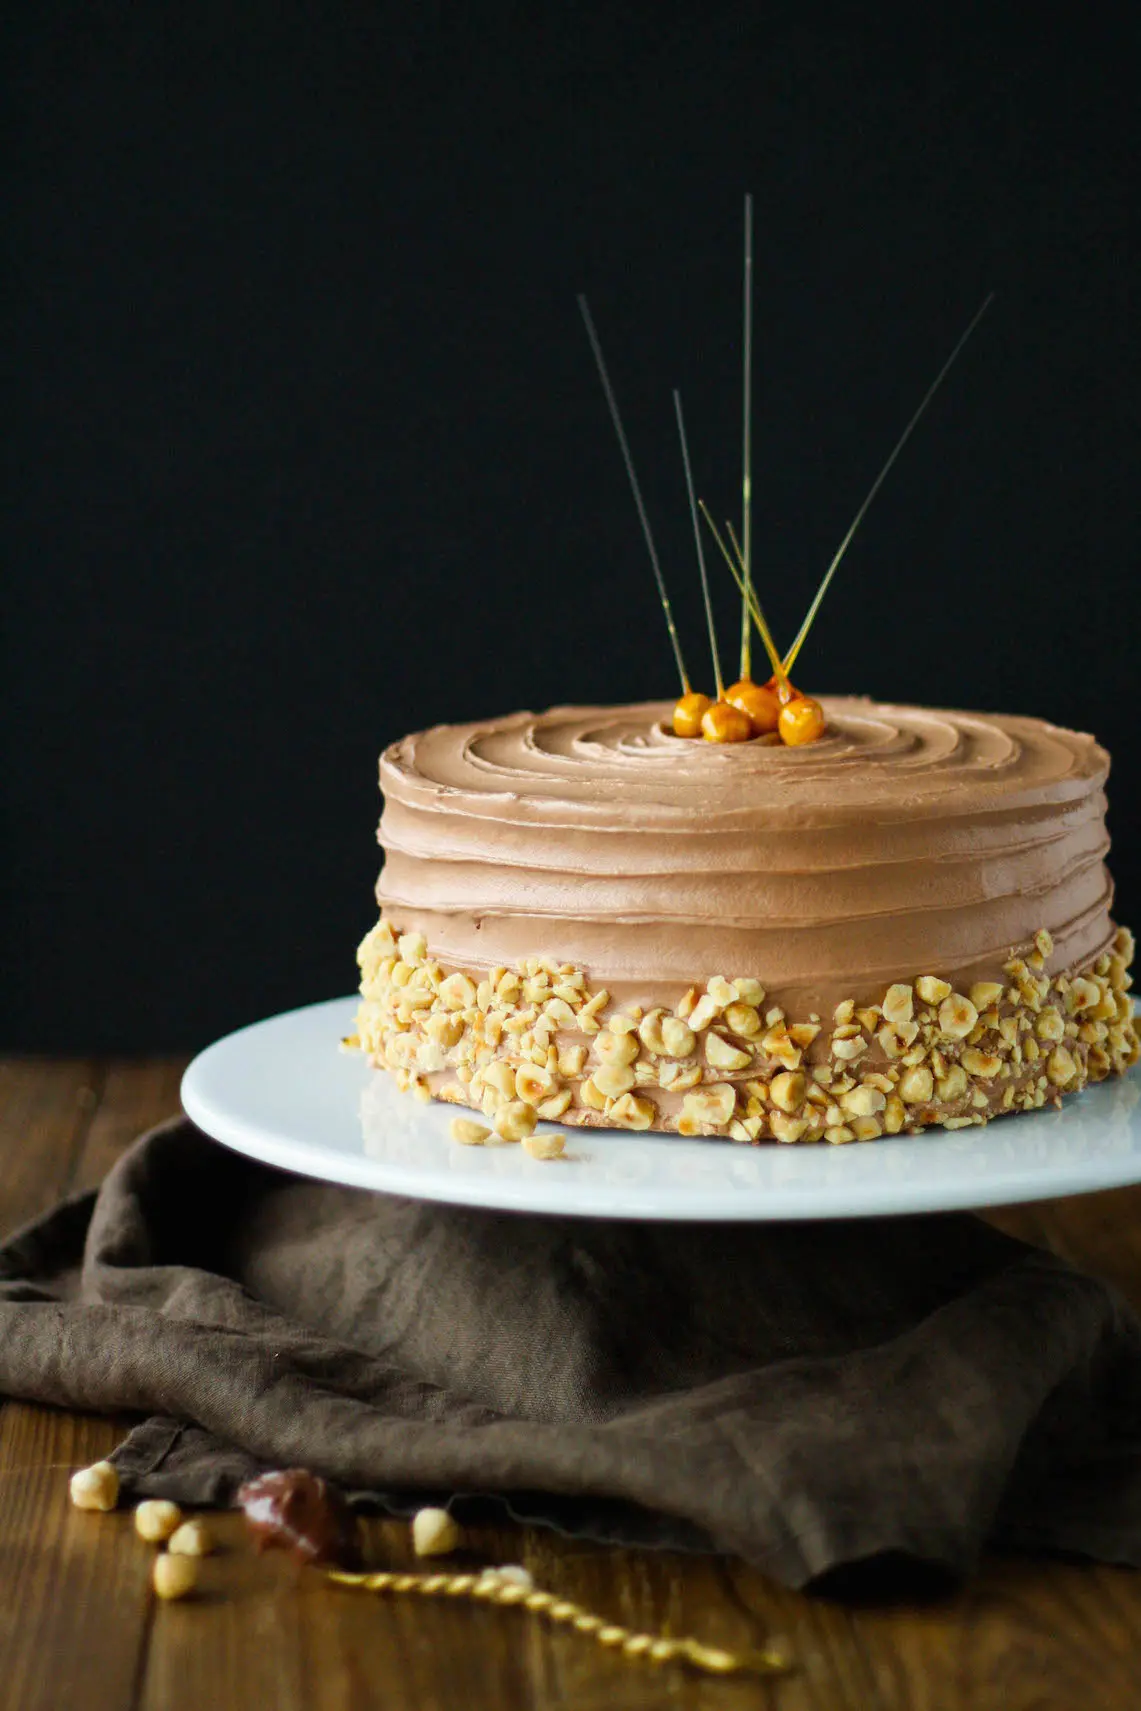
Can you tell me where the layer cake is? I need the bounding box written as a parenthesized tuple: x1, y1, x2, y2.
(355, 698, 1137, 1143)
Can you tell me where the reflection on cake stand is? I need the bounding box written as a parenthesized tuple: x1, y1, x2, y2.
(182, 997, 1141, 1223)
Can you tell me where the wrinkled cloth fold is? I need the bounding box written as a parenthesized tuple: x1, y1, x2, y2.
(1, 1117, 1139, 1586)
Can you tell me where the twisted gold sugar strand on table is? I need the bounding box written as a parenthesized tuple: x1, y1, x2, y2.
(326, 1568, 790, 1678)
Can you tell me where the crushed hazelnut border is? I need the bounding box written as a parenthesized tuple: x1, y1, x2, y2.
(351, 921, 1138, 1145)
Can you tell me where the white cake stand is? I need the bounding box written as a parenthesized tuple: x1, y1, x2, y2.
(180, 997, 1141, 1221)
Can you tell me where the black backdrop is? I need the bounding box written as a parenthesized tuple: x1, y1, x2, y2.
(6, 4, 1139, 1052)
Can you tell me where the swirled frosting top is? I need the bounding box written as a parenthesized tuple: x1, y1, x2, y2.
(375, 699, 1115, 1010)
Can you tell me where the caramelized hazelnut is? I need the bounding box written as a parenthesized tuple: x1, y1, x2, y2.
(759, 673, 798, 706)
(701, 702, 753, 744)
(724, 678, 781, 736)
(778, 695, 826, 746)
(672, 691, 713, 738)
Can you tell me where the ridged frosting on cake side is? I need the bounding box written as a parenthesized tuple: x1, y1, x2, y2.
(375, 699, 1115, 1017)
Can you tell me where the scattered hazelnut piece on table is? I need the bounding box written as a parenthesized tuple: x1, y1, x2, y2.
(153, 1553, 199, 1601)
(168, 1518, 215, 1557)
(522, 1132, 566, 1161)
(69, 1461, 119, 1512)
(135, 1499, 183, 1543)
(412, 1507, 462, 1557)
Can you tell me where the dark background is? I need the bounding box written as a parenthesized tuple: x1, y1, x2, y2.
(5, 4, 1138, 1052)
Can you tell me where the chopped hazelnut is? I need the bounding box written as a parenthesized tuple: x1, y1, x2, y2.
(882, 984, 914, 1030)
(523, 1131, 566, 1160)
(494, 1101, 537, 1142)
(449, 1117, 492, 1146)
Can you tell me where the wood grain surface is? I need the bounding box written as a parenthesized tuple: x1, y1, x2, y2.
(0, 1056, 1138, 1710)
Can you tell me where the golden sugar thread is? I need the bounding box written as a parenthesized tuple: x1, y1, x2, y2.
(697, 502, 787, 692)
(327, 1567, 789, 1678)
(725, 519, 791, 696)
(739, 191, 755, 682)
(673, 390, 722, 698)
(577, 294, 691, 695)
(782, 291, 995, 677)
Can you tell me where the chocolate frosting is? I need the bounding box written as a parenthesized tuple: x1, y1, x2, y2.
(375, 699, 1115, 1012)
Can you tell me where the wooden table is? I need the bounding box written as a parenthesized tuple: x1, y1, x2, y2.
(1, 1056, 1138, 1709)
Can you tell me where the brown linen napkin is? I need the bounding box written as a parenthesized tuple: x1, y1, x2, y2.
(1, 1116, 1139, 1587)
